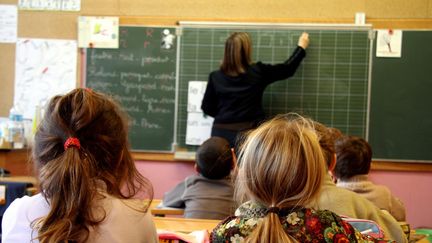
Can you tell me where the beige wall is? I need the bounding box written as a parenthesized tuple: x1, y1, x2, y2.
(1, 0, 432, 116)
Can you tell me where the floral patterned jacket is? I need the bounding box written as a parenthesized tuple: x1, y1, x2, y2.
(210, 201, 393, 243)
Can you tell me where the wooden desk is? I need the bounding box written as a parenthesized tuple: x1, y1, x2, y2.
(0, 176, 37, 184)
(150, 199, 185, 216)
(153, 217, 219, 232)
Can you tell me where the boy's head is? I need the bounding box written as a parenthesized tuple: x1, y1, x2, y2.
(334, 135, 372, 180)
(313, 122, 343, 169)
(196, 136, 233, 180)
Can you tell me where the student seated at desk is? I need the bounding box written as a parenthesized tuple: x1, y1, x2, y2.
(211, 114, 393, 242)
(334, 135, 407, 222)
(162, 137, 235, 220)
(311, 123, 407, 243)
(2, 89, 158, 242)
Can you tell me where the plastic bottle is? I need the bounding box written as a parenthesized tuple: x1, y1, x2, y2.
(8, 106, 25, 149)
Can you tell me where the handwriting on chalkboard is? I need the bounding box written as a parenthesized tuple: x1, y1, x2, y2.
(85, 26, 177, 151)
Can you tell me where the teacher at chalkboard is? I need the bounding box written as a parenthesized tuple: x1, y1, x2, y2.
(201, 32, 309, 147)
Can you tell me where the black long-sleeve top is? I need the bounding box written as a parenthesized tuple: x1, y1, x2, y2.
(201, 46, 306, 124)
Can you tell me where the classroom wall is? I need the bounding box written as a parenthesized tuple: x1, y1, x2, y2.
(1, 0, 432, 116)
(369, 171, 432, 229)
(135, 160, 432, 229)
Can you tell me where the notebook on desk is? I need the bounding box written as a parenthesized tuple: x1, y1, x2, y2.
(158, 229, 209, 243)
(341, 216, 384, 239)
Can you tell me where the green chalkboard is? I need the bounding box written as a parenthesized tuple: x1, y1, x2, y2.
(176, 23, 372, 151)
(369, 31, 432, 162)
(85, 26, 177, 152)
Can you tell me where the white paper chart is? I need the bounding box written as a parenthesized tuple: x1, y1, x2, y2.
(185, 81, 213, 145)
(187, 81, 207, 113)
(14, 38, 77, 119)
(0, 5, 17, 43)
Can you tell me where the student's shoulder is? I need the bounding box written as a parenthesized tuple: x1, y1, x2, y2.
(322, 180, 366, 201)
(320, 183, 383, 214)
(2, 193, 49, 238)
(210, 215, 243, 242)
(5, 193, 48, 216)
(185, 174, 232, 186)
(184, 174, 203, 183)
(336, 186, 383, 210)
(90, 195, 158, 242)
(372, 183, 392, 195)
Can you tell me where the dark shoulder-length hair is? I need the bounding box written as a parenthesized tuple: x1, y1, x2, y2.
(220, 32, 253, 77)
(32, 88, 153, 242)
(334, 135, 372, 179)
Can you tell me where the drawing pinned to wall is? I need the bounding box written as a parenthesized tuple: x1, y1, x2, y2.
(18, 0, 80, 11)
(78, 16, 119, 48)
(0, 4, 17, 43)
(185, 81, 213, 145)
(376, 29, 402, 58)
(14, 38, 77, 119)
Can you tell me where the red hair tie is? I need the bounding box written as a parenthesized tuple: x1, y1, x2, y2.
(64, 137, 81, 150)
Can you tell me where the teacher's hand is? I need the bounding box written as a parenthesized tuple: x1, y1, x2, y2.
(298, 32, 309, 50)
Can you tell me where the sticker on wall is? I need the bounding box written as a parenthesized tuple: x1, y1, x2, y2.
(161, 29, 176, 50)
(78, 16, 119, 49)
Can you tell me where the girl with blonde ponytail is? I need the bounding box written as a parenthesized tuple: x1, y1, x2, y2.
(2, 88, 158, 242)
(211, 113, 393, 243)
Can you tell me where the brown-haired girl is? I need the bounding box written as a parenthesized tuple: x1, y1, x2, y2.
(201, 32, 309, 148)
(2, 88, 157, 242)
